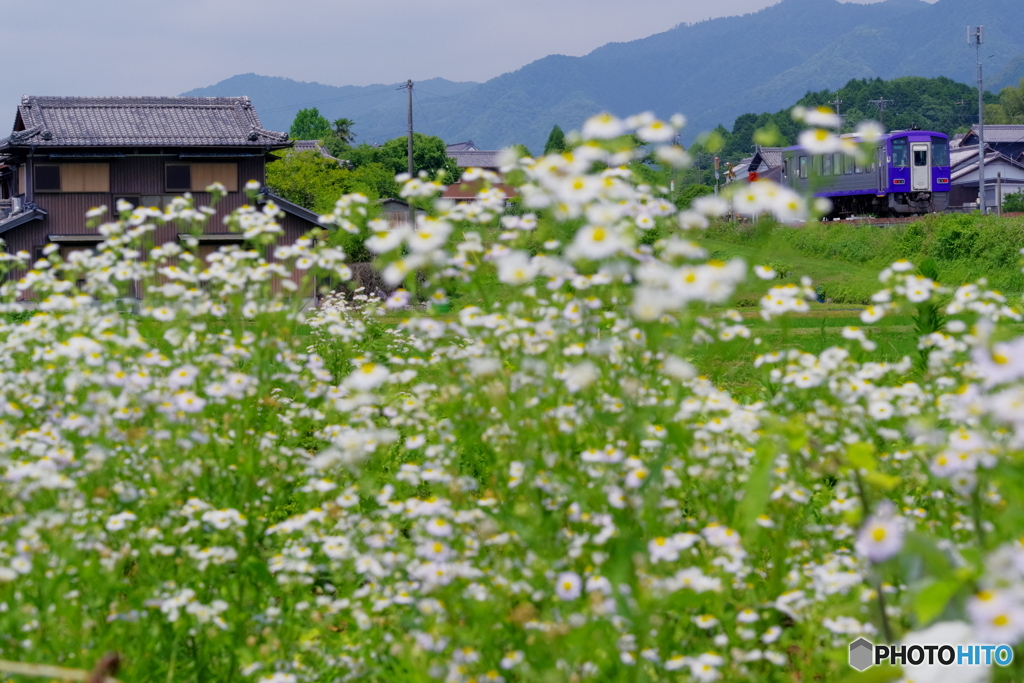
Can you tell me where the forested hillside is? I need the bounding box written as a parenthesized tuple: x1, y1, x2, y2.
(710, 76, 998, 163)
(186, 0, 1024, 151)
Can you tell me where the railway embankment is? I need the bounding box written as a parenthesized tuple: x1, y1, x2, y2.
(701, 212, 1024, 304)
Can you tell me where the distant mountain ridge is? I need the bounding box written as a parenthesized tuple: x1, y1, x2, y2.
(183, 0, 1024, 150)
(181, 74, 480, 145)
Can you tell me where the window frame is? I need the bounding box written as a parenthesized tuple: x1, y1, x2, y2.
(166, 164, 192, 192)
(891, 137, 909, 168)
(34, 165, 62, 192)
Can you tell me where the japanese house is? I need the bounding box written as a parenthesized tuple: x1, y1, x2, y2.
(0, 95, 321, 294)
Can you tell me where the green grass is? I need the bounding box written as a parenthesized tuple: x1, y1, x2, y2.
(701, 213, 1024, 304)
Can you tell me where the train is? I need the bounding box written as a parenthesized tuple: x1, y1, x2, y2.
(781, 129, 951, 217)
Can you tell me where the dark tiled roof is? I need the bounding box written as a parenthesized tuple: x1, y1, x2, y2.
(1, 96, 289, 149)
(758, 147, 784, 168)
(258, 189, 321, 225)
(449, 150, 502, 169)
(291, 140, 343, 164)
(446, 140, 478, 152)
(950, 144, 993, 169)
(961, 125, 1024, 145)
(950, 150, 1024, 182)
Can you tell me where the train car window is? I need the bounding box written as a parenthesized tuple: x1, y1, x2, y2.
(823, 154, 832, 175)
(892, 138, 909, 167)
(931, 137, 949, 166)
(845, 155, 855, 174)
(913, 149, 928, 166)
(834, 153, 843, 175)
(799, 156, 807, 179)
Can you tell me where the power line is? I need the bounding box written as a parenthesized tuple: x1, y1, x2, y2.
(260, 87, 399, 115)
(868, 98, 893, 131)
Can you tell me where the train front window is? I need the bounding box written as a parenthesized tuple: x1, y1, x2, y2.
(913, 149, 928, 166)
(892, 137, 909, 167)
(931, 137, 949, 166)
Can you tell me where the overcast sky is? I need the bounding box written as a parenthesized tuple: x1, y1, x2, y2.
(0, 0, 921, 115)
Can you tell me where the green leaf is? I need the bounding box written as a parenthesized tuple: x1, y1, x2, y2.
(914, 578, 962, 625)
(736, 440, 776, 540)
(862, 471, 900, 491)
(836, 665, 903, 683)
(902, 533, 954, 579)
(846, 443, 877, 471)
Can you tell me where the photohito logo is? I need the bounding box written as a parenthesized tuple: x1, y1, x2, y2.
(848, 638, 1014, 670)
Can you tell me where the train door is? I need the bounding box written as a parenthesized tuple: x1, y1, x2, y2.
(911, 142, 930, 191)
(877, 146, 887, 190)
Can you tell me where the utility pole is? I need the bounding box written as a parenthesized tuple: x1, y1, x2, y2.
(970, 26, 987, 213)
(830, 95, 844, 130)
(399, 79, 416, 227)
(868, 98, 893, 131)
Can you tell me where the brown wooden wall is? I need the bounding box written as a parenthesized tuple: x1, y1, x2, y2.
(0, 153, 322, 300)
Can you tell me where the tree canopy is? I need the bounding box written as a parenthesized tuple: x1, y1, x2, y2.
(985, 79, 1024, 125)
(265, 151, 393, 214)
(332, 118, 357, 146)
(338, 133, 460, 184)
(543, 125, 567, 155)
(707, 76, 998, 166)
(267, 131, 459, 217)
(288, 108, 333, 141)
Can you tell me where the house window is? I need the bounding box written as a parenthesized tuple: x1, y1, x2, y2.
(114, 196, 141, 211)
(166, 163, 240, 193)
(34, 163, 110, 193)
(35, 165, 61, 191)
(166, 165, 192, 192)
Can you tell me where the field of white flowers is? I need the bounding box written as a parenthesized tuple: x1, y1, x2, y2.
(0, 110, 1022, 683)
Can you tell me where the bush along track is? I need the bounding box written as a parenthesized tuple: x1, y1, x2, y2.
(0, 112, 1022, 682)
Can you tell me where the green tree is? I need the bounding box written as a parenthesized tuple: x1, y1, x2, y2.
(543, 125, 567, 155)
(1004, 189, 1024, 212)
(332, 118, 356, 146)
(265, 150, 393, 214)
(998, 79, 1024, 123)
(345, 133, 459, 187)
(675, 184, 714, 210)
(510, 143, 533, 159)
(289, 107, 332, 141)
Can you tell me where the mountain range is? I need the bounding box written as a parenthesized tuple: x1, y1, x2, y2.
(183, 0, 1024, 151)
